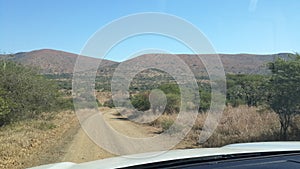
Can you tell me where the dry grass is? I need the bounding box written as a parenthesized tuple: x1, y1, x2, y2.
(198, 106, 280, 147)
(150, 106, 285, 148)
(2, 106, 297, 169)
(149, 114, 177, 131)
(290, 114, 300, 140)
(105, 106, 299, 149)
(0, 111, 78, 169)
(96, 91, 112, 105)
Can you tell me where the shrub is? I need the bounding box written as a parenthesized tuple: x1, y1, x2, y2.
(0, 61, 62, 126)
(131, 92, 150, 111)
(103, 99, 115, 108)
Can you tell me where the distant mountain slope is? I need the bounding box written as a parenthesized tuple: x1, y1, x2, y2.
(0, 49, 292, 75)
(1, 49, 118, 74)
(122, 53, 291, 77)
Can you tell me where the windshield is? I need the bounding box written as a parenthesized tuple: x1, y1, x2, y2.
(0, 0, 299, 169)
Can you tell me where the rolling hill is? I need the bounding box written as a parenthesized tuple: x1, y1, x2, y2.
(0, 49, 291, 76)
(0, 49, 118, 74)
(120, 53, 291, 77)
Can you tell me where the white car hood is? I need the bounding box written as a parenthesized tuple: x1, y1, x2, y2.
(28, 142, 300, 169)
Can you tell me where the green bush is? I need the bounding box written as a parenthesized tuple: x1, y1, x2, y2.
(56, 98, 74, 110)
(161, 118, 173, 131)
(0, 61, 63, 126)
(131, 92, 150, 111)
(199, 89, 211, 112)
(158, 83, 180, 95)
(165, 93, 180, 114)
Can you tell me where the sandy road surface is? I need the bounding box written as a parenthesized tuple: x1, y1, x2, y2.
(62, 108, 158, 163)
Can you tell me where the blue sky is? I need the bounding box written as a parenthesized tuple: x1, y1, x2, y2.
(0, 0, 299, 61)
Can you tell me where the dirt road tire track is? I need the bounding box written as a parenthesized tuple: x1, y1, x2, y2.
(61, 108, 158, 163)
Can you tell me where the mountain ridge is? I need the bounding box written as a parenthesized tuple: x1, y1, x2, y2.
(0, 48, 292, 75)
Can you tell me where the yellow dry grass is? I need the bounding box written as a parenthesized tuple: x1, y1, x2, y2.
(0, 111, 78, 169)
(1, 105, 299, 169)
(196, 106, 280, 147)
(151, 106, 285, 148)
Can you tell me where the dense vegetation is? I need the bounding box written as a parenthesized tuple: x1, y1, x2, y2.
(0, 61, 71, 126)
(226, 54, 300, 139)
(129, 83, 211, 114)
(126, 54, 300, 139)
(226, 74, 268, 107)
(267, 55, 300, 139)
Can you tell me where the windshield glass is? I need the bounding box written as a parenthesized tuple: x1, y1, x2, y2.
(0, 0, 299, 169)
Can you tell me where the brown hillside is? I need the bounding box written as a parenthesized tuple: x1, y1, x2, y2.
(0, 49, 291, 76)
(122, 53, 291, 77)
(7, 49, 117, 74)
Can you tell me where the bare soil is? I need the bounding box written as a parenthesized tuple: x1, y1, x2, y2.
(0, 107, 165, 169)
(61, 107, 159, 163)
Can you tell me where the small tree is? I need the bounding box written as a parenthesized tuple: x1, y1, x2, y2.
(268, 54, 300, 140)
(226, 74, 267, 107)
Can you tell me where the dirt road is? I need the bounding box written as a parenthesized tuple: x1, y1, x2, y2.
(0, 108, 194, 169)
(62, 108, 158, 163)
